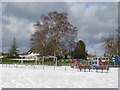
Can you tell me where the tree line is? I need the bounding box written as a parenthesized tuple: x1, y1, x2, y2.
(7, 11, 120, 60)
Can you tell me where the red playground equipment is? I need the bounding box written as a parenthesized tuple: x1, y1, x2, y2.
(72, 58, 77, 65)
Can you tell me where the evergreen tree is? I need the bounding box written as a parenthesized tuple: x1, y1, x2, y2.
(8, 37, 19, 58)
(74, 40, 87, 59)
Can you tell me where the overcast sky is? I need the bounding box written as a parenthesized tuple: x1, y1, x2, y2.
(2, 2, 118, 56)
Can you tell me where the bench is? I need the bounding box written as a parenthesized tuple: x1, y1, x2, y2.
(78, 65, 109, 73)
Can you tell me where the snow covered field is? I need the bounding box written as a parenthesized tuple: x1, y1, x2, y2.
(1, 64, 118, 88)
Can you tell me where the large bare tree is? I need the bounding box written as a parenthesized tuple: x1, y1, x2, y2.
(31, 11, 77, 57)
(101, 32, 118, 56)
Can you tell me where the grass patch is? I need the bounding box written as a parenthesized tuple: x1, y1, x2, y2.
(2, 58, 38, 64)
(2, 58, 18, 64)
(1, 58, 73, 66)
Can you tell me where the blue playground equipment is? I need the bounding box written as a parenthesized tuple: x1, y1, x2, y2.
(114, 55, 119, 65)
(92, 59, 99, 68)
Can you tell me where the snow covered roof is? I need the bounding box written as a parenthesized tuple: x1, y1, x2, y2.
(29, 52, 40, 56)
(19, 52, 40, 58)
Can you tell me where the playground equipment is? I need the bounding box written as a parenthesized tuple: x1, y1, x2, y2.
(42, 56, 57, 66)
(91, 57, 109, 72)
(114, 55, 119, 66)
(70, 57, 109, 73)
(92, 57, 103, 68)
(71, 59, 86, 68)
(71, 58, 77, 68)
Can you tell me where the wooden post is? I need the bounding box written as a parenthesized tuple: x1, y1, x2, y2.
(42, 56, 44, 70)
(65, 60, 66, 71)
(56, 57, 57, 66)
(21, 57, 23, 68)
(36, 56, 37, 65)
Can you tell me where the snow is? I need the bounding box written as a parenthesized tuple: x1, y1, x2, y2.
(0, 64, 2, 90)
(1, 64, 118, 88)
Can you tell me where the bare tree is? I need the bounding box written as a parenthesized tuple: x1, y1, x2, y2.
(31, 11, 77, 57)
(101, 34, 118, 56)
